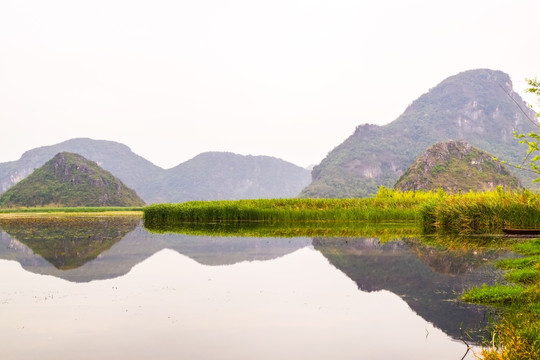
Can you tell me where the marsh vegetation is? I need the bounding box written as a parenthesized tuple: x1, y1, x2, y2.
(144, 187, 540, 235)
(143, 187, 540, 359)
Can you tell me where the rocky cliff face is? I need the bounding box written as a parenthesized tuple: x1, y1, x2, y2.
(394, 140, 521, 193)
(300, 69, 538, 198)
(0, 152, 145, 207)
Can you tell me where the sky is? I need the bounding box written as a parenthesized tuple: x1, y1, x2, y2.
(1, 0, 539, 169)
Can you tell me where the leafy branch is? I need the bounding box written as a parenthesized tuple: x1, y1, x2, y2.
(496, 78, 540, 181)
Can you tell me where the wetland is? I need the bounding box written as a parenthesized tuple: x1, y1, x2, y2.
(0, 213, 518, 359)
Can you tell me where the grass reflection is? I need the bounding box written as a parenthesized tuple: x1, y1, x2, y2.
(144, 221, 421, 240)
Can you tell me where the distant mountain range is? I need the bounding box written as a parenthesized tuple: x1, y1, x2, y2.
(145, 152, 312, 203)
(0, 139, 311, 204)
(2, 69, 537, 203)
(300, 69, 538, 198)
(0, 152, 145, 207)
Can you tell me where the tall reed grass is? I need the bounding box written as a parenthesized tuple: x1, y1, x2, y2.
(418, 187, 540, 234)
(143, 187, 430, 227)
(143, 186, 540, 235)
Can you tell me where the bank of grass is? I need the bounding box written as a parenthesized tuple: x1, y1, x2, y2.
(143, 187, 433, 227)
(144, 187, 540, 235)
(418, 188, 540, 234)
(0, 206, 144, 219)
(461, 238, 540, 359)
(0, 206, 144, 213)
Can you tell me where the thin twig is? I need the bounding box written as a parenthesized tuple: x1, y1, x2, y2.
(459, 326, 472, 360)
(498, 84, 539, 129)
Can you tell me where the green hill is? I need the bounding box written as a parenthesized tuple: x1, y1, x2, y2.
(300, 69, 538, 198)
(394, 140, 521, 193)
(0, 152, 145, 207)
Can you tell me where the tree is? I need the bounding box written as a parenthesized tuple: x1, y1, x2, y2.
(526, 77, 540, 103)
(508, 78, 540, 180)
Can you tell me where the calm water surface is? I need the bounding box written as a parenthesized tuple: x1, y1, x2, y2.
(0, 217, 505, 360)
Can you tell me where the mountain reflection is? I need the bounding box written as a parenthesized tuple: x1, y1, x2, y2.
(0, 218, 507, 343)
(0, 220, 311, 282)
(312, 237, 504, 341)
(0, 216, 140, 270)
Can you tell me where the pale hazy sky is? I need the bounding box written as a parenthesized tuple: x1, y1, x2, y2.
(1, 0, 539, 169)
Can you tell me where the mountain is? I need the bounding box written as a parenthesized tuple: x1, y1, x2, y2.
(0, 152, 145, 207)
(300, 69, 538, 198)
(0, 139, 312, 204)
(0, 138, 164, 201)
(146, 152, 312, 203)
(394, 140, 521, 193)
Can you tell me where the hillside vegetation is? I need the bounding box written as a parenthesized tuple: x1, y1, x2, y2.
(0, 152, 145, 208)
(395, 140, 521, 192)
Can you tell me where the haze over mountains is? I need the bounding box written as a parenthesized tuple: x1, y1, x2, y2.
(300, 69, 538, 198)
(0, 68, 537, 203)
(0, 139, 311, 204)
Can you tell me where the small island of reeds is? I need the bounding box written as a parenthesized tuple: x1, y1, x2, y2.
(144, 187, 540, 235)
(143, 186, 540, 358)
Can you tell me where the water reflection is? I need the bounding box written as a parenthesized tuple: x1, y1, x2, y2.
(0, 216, 140, 270)
(0, 218, 510, 359)
(0, 219, 311, 282)
(1, 248, 476, 360)
(313, 237, 503, 341)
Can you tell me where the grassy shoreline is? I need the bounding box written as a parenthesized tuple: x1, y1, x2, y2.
(461, 238, 540, 359)
(0, 206, 144, 213)
(143, 188, 428, 227)
(0, 206, 143, 219)
(143, 187, 540, 235)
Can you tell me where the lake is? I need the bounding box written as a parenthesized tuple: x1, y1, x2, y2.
(0, 216, 507, 359)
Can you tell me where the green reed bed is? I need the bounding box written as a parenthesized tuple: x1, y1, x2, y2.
(144, 187, 540, 235)
(143, 193, 425, 227)
(418, 188, 540, 234)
